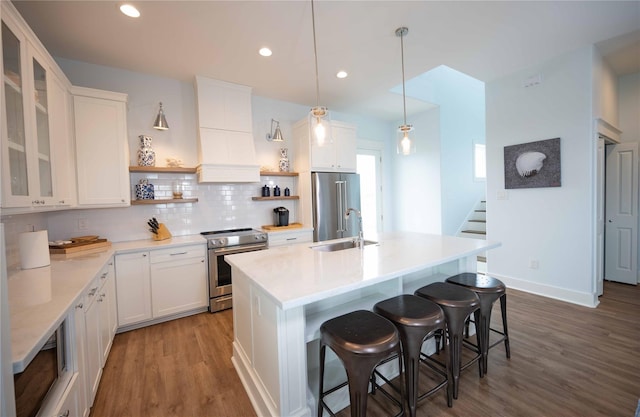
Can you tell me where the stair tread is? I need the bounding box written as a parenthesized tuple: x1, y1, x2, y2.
(462, 230, 486, 235)
(475, 209, 486, 212)
(468, 219, 486, 223)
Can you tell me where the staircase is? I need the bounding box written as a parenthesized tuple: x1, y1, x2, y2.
(458, 200, 487, 272)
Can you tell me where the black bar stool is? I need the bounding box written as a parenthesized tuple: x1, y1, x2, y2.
(374, 295, 451, 417)
(318, 310, 404, 417)
(414, 282, 481, 400)
(445, 272, 510, 374)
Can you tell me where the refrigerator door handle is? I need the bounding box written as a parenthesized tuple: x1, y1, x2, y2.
(343, 181, 349, 232)
(336, 181, 343, 232)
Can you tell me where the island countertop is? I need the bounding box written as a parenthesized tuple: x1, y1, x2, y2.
(226, 231, 500, 311)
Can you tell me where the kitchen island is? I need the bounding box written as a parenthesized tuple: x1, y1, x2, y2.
(226, 232, 500, 417)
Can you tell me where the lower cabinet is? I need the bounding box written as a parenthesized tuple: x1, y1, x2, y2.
(115, 243, 207, 330)
(77, 258, 117, 409)
(51, 373, 79, 417)
(149, 246, 208, 318)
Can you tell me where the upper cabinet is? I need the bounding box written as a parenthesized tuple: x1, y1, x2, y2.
(72, 86, 130, 207)
(194, 76, 259, 183)
(1, 9, 73, 210)
(293, 119, 357, 173)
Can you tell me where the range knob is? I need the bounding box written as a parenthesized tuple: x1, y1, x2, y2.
(213, 238, 226, 247)
(255, 233, 267, 241)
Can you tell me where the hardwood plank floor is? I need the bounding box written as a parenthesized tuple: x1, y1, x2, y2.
(91, 281, 640, 417)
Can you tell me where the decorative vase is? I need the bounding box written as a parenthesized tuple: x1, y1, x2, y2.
(137, 135, 156, 167)
(279, 148, 290, 172)
(135, 179, 155, 200)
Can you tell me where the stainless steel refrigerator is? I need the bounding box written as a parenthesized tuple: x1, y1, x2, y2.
(311, 172, 361, 242)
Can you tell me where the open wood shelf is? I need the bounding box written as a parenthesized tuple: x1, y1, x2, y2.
(251, 196, 299, 201)
(259, 171, 298, 177)
(129, 166, 197, 173)
(131, 198, 198, 205)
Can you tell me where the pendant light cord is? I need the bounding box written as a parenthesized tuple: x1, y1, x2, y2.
(311, 0, 320, 108)
(399, 28, 408, 125)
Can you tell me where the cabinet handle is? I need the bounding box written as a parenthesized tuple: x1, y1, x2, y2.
(101, 293, 106, 297)
(286, 238, 297, 241)
(101, 272, 108, 279)
(142, 253, 147, 257)
(108, 262, 113, 266)
(98, 296, 104, 302)
(76, 303, 84, 309)
(58, 200, 65, 204)
(58, 410, 70, 417)
(89, 287, 98, 296)
(170, 252, 188, 256)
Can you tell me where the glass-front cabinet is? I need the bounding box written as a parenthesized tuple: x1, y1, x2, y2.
(1, 17, 57, 208)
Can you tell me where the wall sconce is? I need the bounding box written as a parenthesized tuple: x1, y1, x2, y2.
(153, 102, 169, 130)
(266, 119, 284, 142)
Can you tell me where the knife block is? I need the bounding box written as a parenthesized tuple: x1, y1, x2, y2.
(153, 223, 172, 241)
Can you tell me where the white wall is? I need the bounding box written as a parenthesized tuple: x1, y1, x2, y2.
(486, 46, 596, 306)
(392, 107, 442, 233)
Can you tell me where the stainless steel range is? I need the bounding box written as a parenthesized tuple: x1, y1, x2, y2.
(201, 228, 268, 312)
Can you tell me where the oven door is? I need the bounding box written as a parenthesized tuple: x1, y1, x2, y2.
(209, 243, 266, 309)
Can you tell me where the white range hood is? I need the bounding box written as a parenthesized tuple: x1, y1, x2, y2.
(194, 76, 260, 183)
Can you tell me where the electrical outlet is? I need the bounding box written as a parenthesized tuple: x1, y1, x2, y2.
(529, 259, 539, 269)
(78, 219, 89, 230)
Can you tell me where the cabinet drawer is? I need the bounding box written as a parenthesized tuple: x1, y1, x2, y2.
(96, 258, 115, 290)
(149, 244, 206, 263)
(268, 230, 313, 247)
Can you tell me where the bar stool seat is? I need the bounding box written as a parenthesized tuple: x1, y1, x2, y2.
(318, 310, 404, 417)
(374, 295, 451, 417)
(445, 272, 510, 374)
(414, 282, 481, 400)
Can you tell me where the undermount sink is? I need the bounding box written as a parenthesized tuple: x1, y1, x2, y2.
(311, 239, 378, 252)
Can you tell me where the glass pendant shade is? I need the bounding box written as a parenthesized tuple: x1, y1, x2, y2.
(153, 102, 169, 130)
(397, 124, 415, 155)
(309, 106, 331, 146)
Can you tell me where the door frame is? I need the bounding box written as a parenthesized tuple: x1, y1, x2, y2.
(356, 140, 384, 235)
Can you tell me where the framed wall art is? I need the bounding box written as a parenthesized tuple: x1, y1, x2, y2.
(504, 137, 561, 189)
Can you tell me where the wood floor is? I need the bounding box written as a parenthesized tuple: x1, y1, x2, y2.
(91, 281, 640, 417)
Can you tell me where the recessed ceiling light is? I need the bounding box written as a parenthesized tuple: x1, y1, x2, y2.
(120, 4, 140, 18)
(336, 71, 348, 79)
(259, 47, 272, 57)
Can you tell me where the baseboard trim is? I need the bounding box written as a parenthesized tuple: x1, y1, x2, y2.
(488, 272, 599, 308)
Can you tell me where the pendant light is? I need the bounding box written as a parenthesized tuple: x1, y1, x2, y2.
(396, 27, 415, 155)
(308, 0, 331, 146)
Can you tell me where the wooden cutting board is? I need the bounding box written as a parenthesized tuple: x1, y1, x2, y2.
(261, 223, 303, 231)
(49, 238, 111, 254)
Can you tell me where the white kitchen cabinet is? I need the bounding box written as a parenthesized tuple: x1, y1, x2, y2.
(51, 373, 79, 417)
(82, 258, 116, 407)
(293, 119, 357, 173)
(83, 276, 101, 405)
(73, 301, 89, 417)
(72, 86, 129, 207)
(1, 9, 72, 210)
(115, 243, 207, 331)
(115, 251, 152, 327)
(149, 245, 207, 318)
(267, 229, 313, 247)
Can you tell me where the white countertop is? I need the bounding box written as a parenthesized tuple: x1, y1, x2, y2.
(8, 234, 206, 372)
(226, 232, 501, 310)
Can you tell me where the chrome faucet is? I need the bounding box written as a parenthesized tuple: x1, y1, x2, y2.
(345, 208, 364, 247)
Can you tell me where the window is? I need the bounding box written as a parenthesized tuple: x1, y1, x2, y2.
(474, 143, 486, 181)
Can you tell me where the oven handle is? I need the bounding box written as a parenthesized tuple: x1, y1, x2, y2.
(211, 243, 267, 255)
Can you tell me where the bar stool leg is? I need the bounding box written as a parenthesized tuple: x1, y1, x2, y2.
(318, 344, 327, 417)
(500, 294, 511, 358)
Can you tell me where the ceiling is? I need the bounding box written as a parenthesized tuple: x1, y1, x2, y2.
(11, 0, 640, 121)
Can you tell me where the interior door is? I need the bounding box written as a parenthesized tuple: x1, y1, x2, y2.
(604, 142, 638, 285)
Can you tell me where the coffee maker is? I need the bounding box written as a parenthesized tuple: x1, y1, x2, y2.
(273, 207, 289, 227)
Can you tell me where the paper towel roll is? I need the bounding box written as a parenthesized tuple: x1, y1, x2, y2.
(19, 230, 50, 269)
